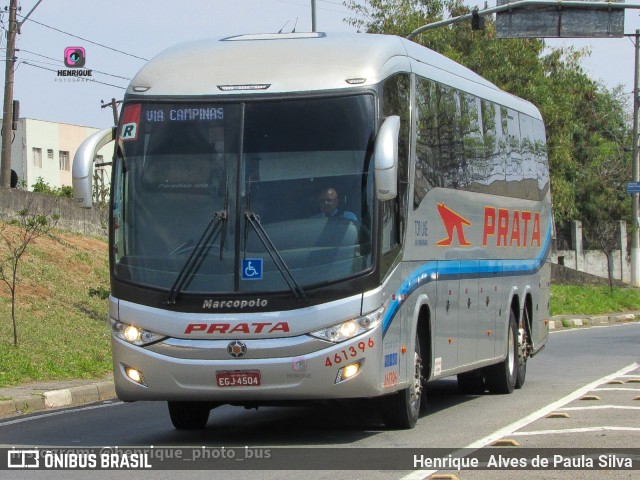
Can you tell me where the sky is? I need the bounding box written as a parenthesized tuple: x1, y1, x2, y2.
(2, 0, 640, 129)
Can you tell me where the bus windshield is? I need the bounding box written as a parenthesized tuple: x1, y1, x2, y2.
(112, 94, 376, 296)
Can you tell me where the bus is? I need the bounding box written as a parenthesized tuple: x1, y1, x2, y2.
(73, 32, 551, 430)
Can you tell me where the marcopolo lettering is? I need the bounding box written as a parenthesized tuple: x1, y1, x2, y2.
(203, 298, 268, 309)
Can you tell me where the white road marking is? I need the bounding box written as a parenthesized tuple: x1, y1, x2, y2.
(400, 362, 639, 480)
(511, 426, 640, 436)
(559, 405, 640, 411)
(594, 387, 640, 391)
(0, 401, 122, 427)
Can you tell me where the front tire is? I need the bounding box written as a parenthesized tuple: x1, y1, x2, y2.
(168, 401, 211, 430)
(381, 333, 424, 429)
(484, 309, 518, 394)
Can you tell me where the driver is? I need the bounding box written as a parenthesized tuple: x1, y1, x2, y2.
(314, 187, 357, 221)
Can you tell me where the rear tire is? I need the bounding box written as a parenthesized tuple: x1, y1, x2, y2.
(168, 401, 211, 430)
(515, 305, 530, 389)
(484, 309, 518, 394)
(381, 333, 424, 429)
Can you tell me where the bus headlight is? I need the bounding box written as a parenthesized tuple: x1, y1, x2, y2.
(110, 319, 166, 346)
(309, 307, 383, 343)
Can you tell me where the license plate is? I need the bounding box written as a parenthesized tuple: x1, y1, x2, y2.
(216, 370, 261, 387)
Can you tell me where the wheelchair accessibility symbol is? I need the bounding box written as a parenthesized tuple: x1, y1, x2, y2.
(242, 258, 263, 280)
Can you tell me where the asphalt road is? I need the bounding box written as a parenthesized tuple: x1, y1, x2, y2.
(1, 322, 638, 480)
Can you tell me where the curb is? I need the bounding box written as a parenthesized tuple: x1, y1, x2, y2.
(548, 311, 639, 330)
(0, 380, 116, 418)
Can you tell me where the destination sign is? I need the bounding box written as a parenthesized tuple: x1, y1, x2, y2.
(145, 107, 224, 122)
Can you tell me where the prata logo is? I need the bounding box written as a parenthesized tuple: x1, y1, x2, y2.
(436, 202, 472, 247)
(64, 47, 86, 68)
(435, 202, 544, 249)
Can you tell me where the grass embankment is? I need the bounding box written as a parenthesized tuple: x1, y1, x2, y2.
(1, 220, 639, 387)
(550, 284, 640, 316)
(0, 224, 110, 387)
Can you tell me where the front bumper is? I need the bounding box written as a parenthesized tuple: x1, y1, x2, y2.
(112, 327, 384, 403)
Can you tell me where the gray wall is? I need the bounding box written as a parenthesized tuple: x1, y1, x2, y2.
(551, 263, 628, 287)
(551, 220, 630, 284)
(0, 187, 106, 238)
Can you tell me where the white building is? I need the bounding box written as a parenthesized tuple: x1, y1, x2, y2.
(10, 118, 112, 197)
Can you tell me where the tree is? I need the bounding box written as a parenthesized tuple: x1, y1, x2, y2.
(585, 220, 619, 290)
(0, 205, 59, 346)
(344, 0, 632, 228)
(93, 169, 110, 236)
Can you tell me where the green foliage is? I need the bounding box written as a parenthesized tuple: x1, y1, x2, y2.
(0, 206, 59, 346)
(31, 177, 73, 198)
(88, 285, 110, 300)
(344, 0, 632, 228)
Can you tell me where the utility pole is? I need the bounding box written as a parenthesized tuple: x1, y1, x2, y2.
(101, 98, 121, 126)
(1, 0, 18, 188)
(311, 0, 317, 32)
(1, 0, 45, 188)
(631, 29, 640, 286)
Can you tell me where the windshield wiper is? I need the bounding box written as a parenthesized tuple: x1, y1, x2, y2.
(244, 211, 308, 303)
(164, 210, 227, 305)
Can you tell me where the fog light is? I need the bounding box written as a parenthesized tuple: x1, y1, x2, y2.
(124, 365, 147, 386)
(335, 360, 363, 384)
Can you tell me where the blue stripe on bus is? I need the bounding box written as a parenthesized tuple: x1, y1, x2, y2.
(381, 218, 552, 334)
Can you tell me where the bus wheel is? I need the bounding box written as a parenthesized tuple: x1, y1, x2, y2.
(515, 306, 530, 389)
(381, 333, 423, 429)
(484, 309, 518, 394)
(168, 401, 211, 430)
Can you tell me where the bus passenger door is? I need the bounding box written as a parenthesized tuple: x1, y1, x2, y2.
(434, 261, 459, 374)
(458, 262, 478, 366)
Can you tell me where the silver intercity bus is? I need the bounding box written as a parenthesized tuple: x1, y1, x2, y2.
(73, 32, 551, 430)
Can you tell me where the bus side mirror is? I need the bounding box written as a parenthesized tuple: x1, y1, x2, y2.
(374, 115, 399, 201)
(72, 127, 116, 209)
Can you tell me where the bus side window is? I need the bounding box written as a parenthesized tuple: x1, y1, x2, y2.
(381, 73, 410, 255)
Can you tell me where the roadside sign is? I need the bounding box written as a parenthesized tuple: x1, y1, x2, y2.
(627, 182, 640, 194)
(496, 0, 625, 38)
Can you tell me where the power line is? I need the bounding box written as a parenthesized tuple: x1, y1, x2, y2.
(7, 47, 132, 81)
(20, 61, 127, 90)
(17, 56, 132, 82)
(273, 0, 354, 16)
(16, 14, 148, 62)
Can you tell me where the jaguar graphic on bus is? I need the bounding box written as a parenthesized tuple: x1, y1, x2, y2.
(73, 32, 551, 430)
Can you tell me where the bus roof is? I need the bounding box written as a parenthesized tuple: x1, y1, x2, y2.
(128, 32, 541, 119)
